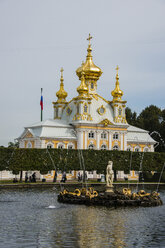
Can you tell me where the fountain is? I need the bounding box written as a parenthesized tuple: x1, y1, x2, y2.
(57, 159, 163, 208)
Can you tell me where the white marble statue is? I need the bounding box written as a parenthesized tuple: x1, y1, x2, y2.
(106, 161, 114, 187)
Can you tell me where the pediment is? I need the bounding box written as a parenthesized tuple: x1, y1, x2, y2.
(99, 119, 113, 126)
(22, 129, 34, 139)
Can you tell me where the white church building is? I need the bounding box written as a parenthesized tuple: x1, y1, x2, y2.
(18, 34, 155, 153)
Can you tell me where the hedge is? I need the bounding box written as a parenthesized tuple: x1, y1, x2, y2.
(0, 148, 165, 174)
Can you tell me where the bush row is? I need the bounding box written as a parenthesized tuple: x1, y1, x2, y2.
(0, 148, 165, 174)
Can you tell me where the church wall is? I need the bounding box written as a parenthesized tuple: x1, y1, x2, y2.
(127, 143, 152, 152)
(19, 140, 25, 148)
(44, 139, 77, 149)
(35, 139, 41, 148)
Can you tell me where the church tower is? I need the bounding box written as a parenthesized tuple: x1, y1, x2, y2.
(110, 66, 127, 124)
(73, 34, 102, 122)
(53, 68, 68, 119)
(76, 34, 102, 95)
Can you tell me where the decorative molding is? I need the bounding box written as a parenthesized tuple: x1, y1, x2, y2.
(99, 119, 113, 126)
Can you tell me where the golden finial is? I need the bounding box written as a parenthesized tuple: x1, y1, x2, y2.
(77, 71, 88, 96)
(60, 67, 64, 78)
(115, 65, 119, 80)
(87, 33, 93, 45)
(111, 65, 123, 101)
(56, 68, 68, 103)
(116, 65, 119, 74)
(76, 35, 102, 81)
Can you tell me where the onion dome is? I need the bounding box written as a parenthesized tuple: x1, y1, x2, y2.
(76, 34, 102, 80)
(56, 68, 68, 103)
(77, 71, 88, 96)
(111, 65, 123, 101)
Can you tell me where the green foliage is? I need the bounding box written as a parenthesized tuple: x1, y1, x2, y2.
(0, 148, 165, 173)
(125, 107, 137, 126)
(126, 105, 165, 152)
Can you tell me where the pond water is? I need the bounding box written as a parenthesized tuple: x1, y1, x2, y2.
(0, 186, 165, 248)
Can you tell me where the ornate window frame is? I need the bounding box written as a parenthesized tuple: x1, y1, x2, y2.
(118, 107, 122, 117)
(66, 106, 72, 116)
(27, 142, 32, 148)
(88, 143, 95, 149)
(83, 103, 88, 114)
(143, 147, 149, 152)
(101, 144, 107, 150)
(113, 132, 119, 140)
(113, 145, 119, 150)
(127, 146, 132, 151)
(47, 142, 54, 149)
(101, 131, 107, 139)
(97, 105, 106, 115)
(67, 143, 75, 149)
(134, 146, 141, 152)
(88, 131, 95, 139)
(57, 142, 65, 149)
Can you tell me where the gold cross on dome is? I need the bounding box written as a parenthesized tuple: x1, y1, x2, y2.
(116, 65, 119, 74)
(87, 33, 93, 45)
(60, 67, 64, 77)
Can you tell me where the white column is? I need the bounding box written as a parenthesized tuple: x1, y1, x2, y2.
(40, 140, 46, 148)
(85, 131, 87, 149)
(96, 131, 100, 150)
(124, 132, 127, 151)
(109, 132, 112, 150)
(120, 132, 123, 150)
(77, 131, 83, 149)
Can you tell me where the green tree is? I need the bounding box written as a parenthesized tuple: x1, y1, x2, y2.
(8, 141, 19, 148)
(125, 107, 137, 126)
(136, 105, 165, 152)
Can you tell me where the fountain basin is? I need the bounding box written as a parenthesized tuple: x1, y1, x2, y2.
(58, 188, 163, 208)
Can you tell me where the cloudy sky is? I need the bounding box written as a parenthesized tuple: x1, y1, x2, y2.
(0, 0, 165, 146)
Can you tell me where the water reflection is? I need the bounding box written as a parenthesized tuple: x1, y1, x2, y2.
(0, 188, 165, 248)
(72, 206, 127, 248)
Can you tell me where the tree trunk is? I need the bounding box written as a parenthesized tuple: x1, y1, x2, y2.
(19, 170, 23, 183)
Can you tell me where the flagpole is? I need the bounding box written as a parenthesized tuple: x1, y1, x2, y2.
(40, 88, 43, 122)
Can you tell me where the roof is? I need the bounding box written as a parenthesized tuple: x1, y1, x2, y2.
(18, 119, 76, 140)
(127, 125, 156, 144)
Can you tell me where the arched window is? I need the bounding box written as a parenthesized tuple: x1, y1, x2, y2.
(27, 142, 32, 148)
(113, 145, 119, 150)
(77, 104, 79, 114)
(47, 144, 53, 149)
(88, 131, 95, 138)
(101, 131, 107, 139)
(113, 132, 119, 140)
(56, 108, 58, 118)
(135, 147, 140, 152)
(68, 144, 74, 149)
(88, 144, 94, 149)
(119, 107, 122, 116)
(91, 82, 94, 89)
(84, 104, 88, 113)
(101, 144, 107, 150)
(144, 147, 149, 152)
(58, 143, 64, 149)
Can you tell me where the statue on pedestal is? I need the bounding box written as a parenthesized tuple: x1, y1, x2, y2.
(106, 161, 114, 192)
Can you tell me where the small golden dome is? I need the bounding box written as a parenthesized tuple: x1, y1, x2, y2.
(77, 71, 88, 96)
(111, 65, 123, 101)
(56, 68, 68, 103)
(76, 34, 102, 80)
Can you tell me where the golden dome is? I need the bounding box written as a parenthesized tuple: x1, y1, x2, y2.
(111, 65, 123, 101)
(56, 68, 68, 103)
(77, 71, 88, 96)
(76, 34, 102, 80)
